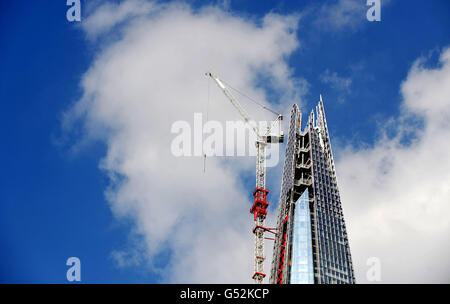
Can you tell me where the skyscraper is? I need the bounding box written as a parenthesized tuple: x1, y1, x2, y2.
(270, 97, 355, 284)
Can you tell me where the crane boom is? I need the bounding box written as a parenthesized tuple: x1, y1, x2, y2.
(206, 72, 284, 284)
(206, 72, 260, 137)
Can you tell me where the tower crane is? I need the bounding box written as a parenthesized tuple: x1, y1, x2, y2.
(206, 72, 284, 284)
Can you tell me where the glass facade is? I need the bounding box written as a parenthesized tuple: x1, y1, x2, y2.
(290, 188, 314, 284)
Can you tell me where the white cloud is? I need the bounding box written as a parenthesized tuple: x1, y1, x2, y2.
(82, 0, 156, 40)
(64, 0, 450, 285)
(65, 0, 303, 283)
(320, 69, 352, 92)
(315, 0, 367, 31)
(336, 47, 450, 283)
(314, 0, 392, 32)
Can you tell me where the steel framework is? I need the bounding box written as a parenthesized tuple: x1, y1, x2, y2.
(270, 97, 356, 284)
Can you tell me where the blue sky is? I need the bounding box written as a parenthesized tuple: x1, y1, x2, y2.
(1, 0, 449, 283)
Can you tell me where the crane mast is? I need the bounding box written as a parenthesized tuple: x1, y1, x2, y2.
(206, 72, 283, 284)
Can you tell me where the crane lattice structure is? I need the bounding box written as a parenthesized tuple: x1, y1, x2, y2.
(206, 72, 284, 284)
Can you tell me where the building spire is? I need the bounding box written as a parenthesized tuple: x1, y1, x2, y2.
(270, 101, 355, 284)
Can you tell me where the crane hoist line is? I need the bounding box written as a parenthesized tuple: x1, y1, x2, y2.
(205, 72, 284, 284)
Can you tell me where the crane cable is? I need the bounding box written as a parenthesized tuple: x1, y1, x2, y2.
(203, 75, 282, 173)
(203, 76, 211, 173)
(219, 78, 281, 117)
(220, 78, 283, 138)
